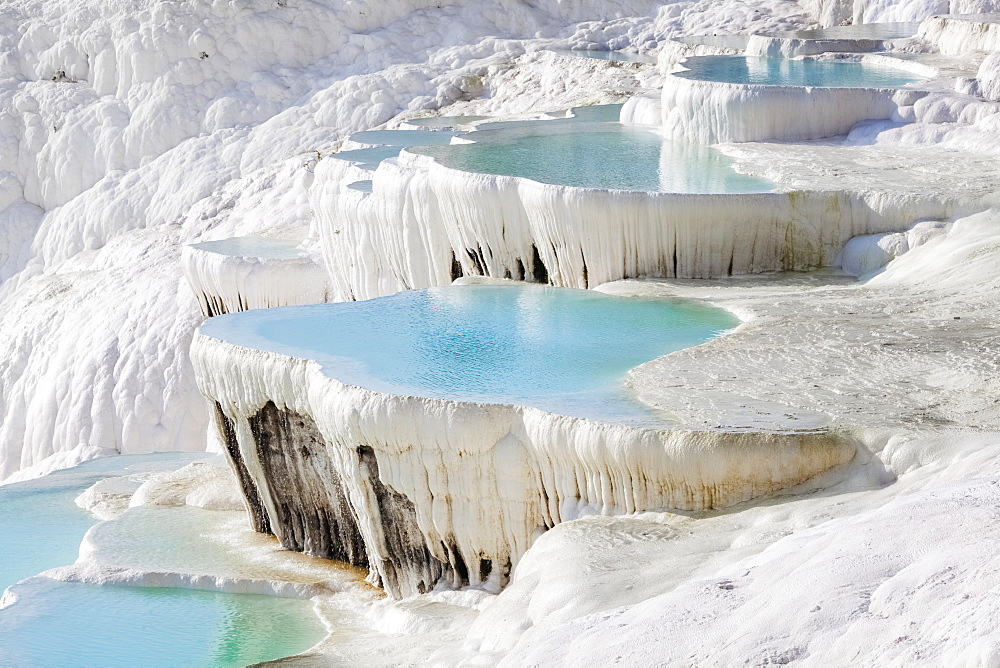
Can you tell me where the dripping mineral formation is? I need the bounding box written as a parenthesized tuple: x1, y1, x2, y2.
(193, 287, 856, 596)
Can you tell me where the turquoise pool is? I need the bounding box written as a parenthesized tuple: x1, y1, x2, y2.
(414, 121, 775, 193)
(199, 284, 738, 423)
(675, 55, 924, 88)
(348, 129, 458, 147)
(329, 129, 459, 171)
(0, 455, 325, 666)
(0, 454, 200, 592)
(0, 579, 324, 667)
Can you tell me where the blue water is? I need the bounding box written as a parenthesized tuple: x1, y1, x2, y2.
(0, 455, 325, 666)
(347, 180, 374, 193)
(407, 115, 490, 130)
(0, 580, 324, 667)
(327, 146, 403, 170)
(200, 284, 738, 423)
(415, 122, 774, 193)
(675, 55, 923, 88)
(329, 130, 459, 172)
(333, 104, 773, 193)
(0, 453, 199, 592)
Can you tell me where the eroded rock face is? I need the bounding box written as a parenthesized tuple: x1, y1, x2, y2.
(217, 400, 463, 596)
(246, 402, 369, 569)
(214, 403, 271, 535)
(357, 445, 455, 595)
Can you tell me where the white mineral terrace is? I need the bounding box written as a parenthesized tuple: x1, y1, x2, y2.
(917, 13, 1000, 55)
(659, 54, 931, 143)
(192, 296, 855, 597)
(7, 0, 1000, 661)
(182, 237, 329, 317)
(311, 127, 988, 303)
(746, 22, 921, 58)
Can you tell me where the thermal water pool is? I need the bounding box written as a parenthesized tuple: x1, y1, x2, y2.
(0, 453, 200, 591)
(412, 112, 775, 193)
(0, 455, 325, 666)
(674, 55, 925, 88)
(199, 284, 738, 424)
(0, 580, 324, 667)
(332, 106, 775, 193)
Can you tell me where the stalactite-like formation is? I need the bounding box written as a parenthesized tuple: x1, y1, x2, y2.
(196, 335, 858, 598)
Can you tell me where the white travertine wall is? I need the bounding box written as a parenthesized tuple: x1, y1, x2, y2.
(976, 51, 1000, 100)
(192, 332, 857, 598)
(659, 74, 926, 144)
(746, 34, 885, 57)
(181, 244, 329, 317)
(311, 151, 975, 302)
(917, 14, 1000, 55)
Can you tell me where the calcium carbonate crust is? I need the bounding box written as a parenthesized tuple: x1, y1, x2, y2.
(191, 332, 856, 598)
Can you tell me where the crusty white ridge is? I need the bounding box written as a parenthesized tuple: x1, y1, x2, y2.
(181, 239, 329, 316)
(312, 148, 978, 301)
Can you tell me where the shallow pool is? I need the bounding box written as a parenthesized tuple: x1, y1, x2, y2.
(348, 129, 458, 147)
(200, 284, 737, 423)
(0, 579, 324, 667)
(406, 115, 490, 130)
(329, 129, 460, 172)
(0, 455, 325, 666)
(674, 55, 924, 88)
(0, 453, 200, 592)
(328, 146, 404, 170)
(414, 121, 774, 193)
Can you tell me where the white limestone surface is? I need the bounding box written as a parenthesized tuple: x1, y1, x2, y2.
(917, 12, 1000, 55)
(660, 54, 929, 144)
(181, 237, 329, 317)
(191, 322, 856, 596)
(745, 22, 921, 57)
(656, 36, 746, 71)
(313, 143, 979, 302)
(6, 0, 813, 480)
(976, 51, 1000, 99)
